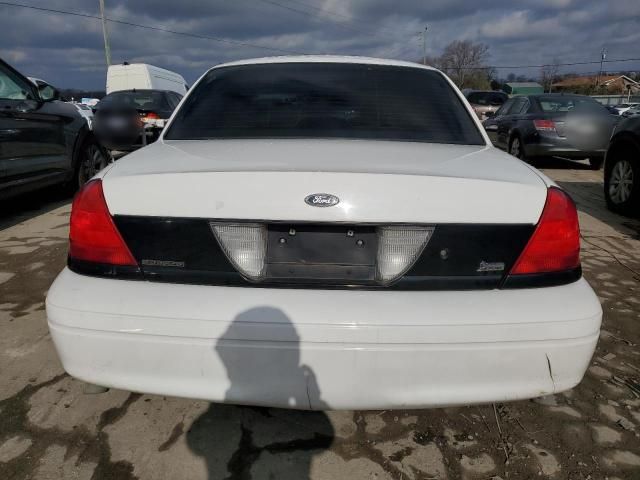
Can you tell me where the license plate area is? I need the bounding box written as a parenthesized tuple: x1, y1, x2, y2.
(266, 225, 377, 282)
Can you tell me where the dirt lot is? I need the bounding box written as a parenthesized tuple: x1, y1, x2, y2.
(1, 158, 639, 480)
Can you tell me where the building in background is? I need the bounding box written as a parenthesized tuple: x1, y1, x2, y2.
(502, 82, 544, 95)
(552, 75, 640, 95)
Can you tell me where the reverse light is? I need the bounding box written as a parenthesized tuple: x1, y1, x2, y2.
(210, 223, 267, 280)
(510, 187, 580, 275)
(69, 180, 137, 266)
(533, 119, 556, 132)
(376, 226, 434, 283)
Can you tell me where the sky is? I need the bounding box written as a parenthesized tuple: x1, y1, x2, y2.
(0, 0, 639, 90)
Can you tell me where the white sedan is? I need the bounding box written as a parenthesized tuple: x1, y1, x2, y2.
(46, 56, 601, 410)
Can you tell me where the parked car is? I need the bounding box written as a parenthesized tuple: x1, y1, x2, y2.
(0, 58, 108, 200)
(621, 105, 640, 118)
(483, 93, 618, 169)
(47, 57, 601, 410)
(604, 116, 640, 216)
(614, 103, 639, 115)
(464, 90, 508, 121)
(604, 105, 621, 115)
(92, 89, 182, 151)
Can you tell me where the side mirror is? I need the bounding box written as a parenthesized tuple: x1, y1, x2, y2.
(484, 111, 496, 118)
(38, 83, 60, 102)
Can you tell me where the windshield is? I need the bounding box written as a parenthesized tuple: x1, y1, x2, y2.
(538, 96, 607, 113)
(165, 63, 484, 145)
(98, 90, 169, 111)
(466, 91, 507, 106)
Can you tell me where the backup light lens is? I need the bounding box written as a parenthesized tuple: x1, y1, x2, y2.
(510, 187, 580, 275)
(69, 179, 137, 266)
(376, 226, 434, 283)
(210, 223, 267, 280)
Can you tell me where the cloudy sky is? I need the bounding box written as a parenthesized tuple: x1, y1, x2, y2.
(1, 0, 639, 89)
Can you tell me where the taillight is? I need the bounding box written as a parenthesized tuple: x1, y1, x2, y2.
(69, 179, 137, 266)
(533, 119, 556, 132)
(510, 187, 580, 275)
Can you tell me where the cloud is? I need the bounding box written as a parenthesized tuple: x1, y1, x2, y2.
(0, 0, 637, 89)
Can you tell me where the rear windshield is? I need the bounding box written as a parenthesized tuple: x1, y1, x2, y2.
(98, 90, 169, 111)
(165, 63, 484, 145)
(538, 96, 606, 113)
(466, 91, 507, 106)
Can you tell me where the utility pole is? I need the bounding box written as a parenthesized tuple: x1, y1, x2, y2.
(596, 47, 607, 90)
(99, 0, 112, 66)
(422, 26, 428, 65)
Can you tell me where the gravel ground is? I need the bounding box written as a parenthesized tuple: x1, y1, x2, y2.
(0, 157, 639, 480)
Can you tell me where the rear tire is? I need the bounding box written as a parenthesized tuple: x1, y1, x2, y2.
(605, 150, 639, 216)
(508, 135, 527, 162)
(77, 140, 110, 188)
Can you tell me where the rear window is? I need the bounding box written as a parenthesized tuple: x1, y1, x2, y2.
(466, 91, 507, 106)
(98, 90, 169, 111)
(538, 96, 606, 113)
(165, 63, 484, 145)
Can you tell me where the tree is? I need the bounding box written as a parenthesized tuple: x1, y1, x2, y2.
(540, 58, 560, 93)
(436, 40, 490, 89)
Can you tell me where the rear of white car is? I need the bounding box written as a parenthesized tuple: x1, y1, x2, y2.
(46, 57, 601, 410)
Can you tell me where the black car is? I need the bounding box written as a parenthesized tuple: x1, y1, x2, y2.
(0, 58, 108, 200)
(604, 116, 640, 216)
(483, 94, 618, 169)
(93, 89, 182, 151)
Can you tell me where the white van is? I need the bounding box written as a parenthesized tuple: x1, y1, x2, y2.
(106, 63, 188, 95)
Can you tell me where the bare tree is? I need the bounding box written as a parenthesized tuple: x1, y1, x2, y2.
(540, 58, 560, 93)
(437, 40, 490, 88)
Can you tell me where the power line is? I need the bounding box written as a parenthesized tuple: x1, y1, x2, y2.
(271, 0, 403, 38)
(441, 58, 640, 70)
(0, 1, 304, 55)
(254, 0, 391, 40)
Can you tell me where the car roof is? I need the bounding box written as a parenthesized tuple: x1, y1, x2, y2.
(210, 55, 439, 72)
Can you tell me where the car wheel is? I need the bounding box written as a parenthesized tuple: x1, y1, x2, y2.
(78, 141, 110, 188)
(605, 154, 639, 216)
(589, 156, 604, 170)
(508, 136, 527, 161)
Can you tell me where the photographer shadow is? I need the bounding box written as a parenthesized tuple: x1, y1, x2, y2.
(187, 307, 334, 479)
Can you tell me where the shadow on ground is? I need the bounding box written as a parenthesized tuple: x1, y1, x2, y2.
(187, 307, 334, 479)
(0, 188, 72, 232)
(529, 156, 593, 171)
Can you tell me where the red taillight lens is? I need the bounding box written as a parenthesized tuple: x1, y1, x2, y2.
(69, 179, 137, 266)
(533, 119, 556, 132)
(143, 112, 159, 120)
(510, 187, 580, 275)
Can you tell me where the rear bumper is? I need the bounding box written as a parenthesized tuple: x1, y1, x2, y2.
(46, 268, 602, 410)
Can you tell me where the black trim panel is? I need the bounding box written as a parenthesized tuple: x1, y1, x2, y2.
(66, 216, 582, 290)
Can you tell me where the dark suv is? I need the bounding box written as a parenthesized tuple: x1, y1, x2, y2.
(0, 58, 108, 200)
(604, 116, 640, 216)
(482, 94, 617, 169)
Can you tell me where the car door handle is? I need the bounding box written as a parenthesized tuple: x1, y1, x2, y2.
(484, 124, 498, 132)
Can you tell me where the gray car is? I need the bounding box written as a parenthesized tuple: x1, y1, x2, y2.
(482, 94, 618, 169)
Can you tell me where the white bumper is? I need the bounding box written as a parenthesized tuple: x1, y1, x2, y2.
(46, 268, 601, 410)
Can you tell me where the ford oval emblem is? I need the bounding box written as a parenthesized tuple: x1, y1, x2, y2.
(304, 193, 340, 207)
